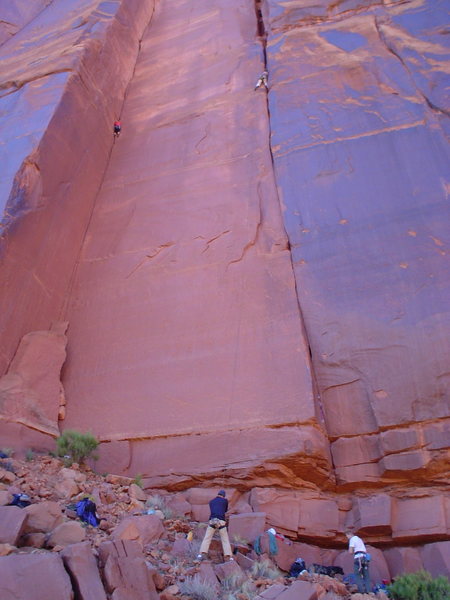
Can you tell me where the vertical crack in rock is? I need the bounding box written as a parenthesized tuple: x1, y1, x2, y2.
(253, 1, 329, 443)
(227, 184, 263, 266)
(59, 4, 158, 323)
(374, 15, 450, 119)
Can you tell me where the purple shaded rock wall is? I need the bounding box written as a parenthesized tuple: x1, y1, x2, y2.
(0, 0, 155, 377)
(264, 0, 450, 486)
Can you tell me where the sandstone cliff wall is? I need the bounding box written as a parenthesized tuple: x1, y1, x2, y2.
(0, 0, 155, 376)
(0, 0, 449, 552)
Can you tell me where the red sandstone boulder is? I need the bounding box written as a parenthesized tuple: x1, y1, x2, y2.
(62, 541, 107, 600)
(235, 551, 255, 570)
(420, 541, 450, 578)
(103, 551, 159, 600)
(165, 493, 191, 517)
(229, 512, 266, 544)
(56, 467, 87, 500)
(47, 521, 86, 548)
(250, 489, 300, 536)
(21, 532, 46, 549)
(257, 583, 286, 599)
(0, 325, 68, 438)
(392, 495, 447, 541)
(0, 490, 12, 505)
(214, 558, 244, 582)
(24, 500, 63, 533)
(98, 539, 142, 566)
(298, 498, 339, 541)
(171, 537, 193, 557)
(198, 561, 220, 588)
(191, 504, 210, 522)
(352, 495, 392, 535)
(129, 483, 147, 502)
(279, 579, 323, 600)
(383, 546, 423, 577)
(0, 552, 73, 599)
(112, 514, 164, 547)
(0, 505, 27, 545)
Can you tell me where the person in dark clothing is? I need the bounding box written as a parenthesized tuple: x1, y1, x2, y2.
(197, 490, 233, 561)
(113, 120, 121, 138)
(289, 557, 306, 577)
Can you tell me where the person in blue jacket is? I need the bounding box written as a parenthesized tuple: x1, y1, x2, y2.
(197, 490, 233, 562)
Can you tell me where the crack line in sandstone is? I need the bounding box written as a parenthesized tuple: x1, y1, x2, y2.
(59, 4, 158, 328)
(253, 0, 329, 428)
(125, 242, 175, 278)
(374, 16, 450, 119)
(274, 120, 425, 157)
(97, 419, 322, 444)
(227, 183, 263, 267)
(267, 1, 408, 35)
(201, 230, 230, 254)
(0, 68, 74, 98)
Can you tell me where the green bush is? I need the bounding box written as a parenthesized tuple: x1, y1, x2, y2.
(133, 473, 143, 488)
(25, 449, 35, 462)
(388, 570, 450, 600)
(56, 430, 99, 465)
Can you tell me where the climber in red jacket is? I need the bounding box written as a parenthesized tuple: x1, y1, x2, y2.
(113, 120, 121, 138)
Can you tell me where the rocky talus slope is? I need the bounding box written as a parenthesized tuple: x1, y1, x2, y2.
(0, 0, 449, 574)
(0, 454, 449, 599)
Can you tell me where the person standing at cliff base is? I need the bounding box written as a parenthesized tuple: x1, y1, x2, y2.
(346, 531, 371, 593)
(197, 490, 233, 562)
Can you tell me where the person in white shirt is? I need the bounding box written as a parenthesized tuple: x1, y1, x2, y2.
(346, 531, 371, 593)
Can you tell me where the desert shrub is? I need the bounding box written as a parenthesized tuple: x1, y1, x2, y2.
(133, 473, 143, 488)
(25, 449, 35, 462)
(179, 575, 217, 600)
(188, 538, 202, 560)
(250, 557, 281, 580)
(56, 430, 98, 465)
(388, 570, 450, 600)
(146, 493, 174, 518)
(222, 573, 255, 600)
(231, 534, 250, 546)
(0, 447, 13, 457)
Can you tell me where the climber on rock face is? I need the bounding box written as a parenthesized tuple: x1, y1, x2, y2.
(254, 70, 268, 90)
(113, 119, 121, 138)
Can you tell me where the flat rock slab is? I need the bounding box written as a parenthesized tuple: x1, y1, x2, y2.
(0, 552, 73, 600)
(112, 514, 164, 547)
(0, 505, 27, 545)
(62, 541, 107, 600)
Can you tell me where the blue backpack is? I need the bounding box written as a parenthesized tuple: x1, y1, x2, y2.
(76, 498, 100, 527)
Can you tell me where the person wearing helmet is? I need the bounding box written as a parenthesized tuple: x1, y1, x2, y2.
(197, 490, 233, 562)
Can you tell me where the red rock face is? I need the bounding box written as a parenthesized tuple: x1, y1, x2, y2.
(0, 0, 449, 555)
(60, 0, 324, 485)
